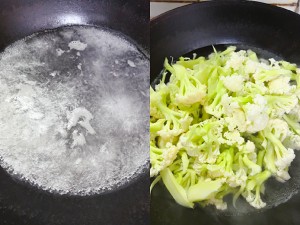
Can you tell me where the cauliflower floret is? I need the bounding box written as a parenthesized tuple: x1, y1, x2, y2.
(239, 81, 268, 96)
(283, 132, 300, 150)
(221, 94, 248, 132)
(267, 119, 290, 141)
(243, 171, 271, 209)
(157, 120, 183, 141)
(254, 93, 268, 105)
(165, 62, 207, 106)
(163, 143, 180, 165)
(249, 194, 266, 209)
(221, 94, 240, 114)
(221, 74, 245, 92)
(224, 110, 247, 132)
(276, 169, 291, 182)
(243, 190, 255, 203)
(274, 148, 295, 170)
(175, 88, 206, 105)
(178, 135, 196, 156)
(262, 121, 296, 179)
(150, 142, 179, 177)
(243, 95, 269, 133)
(227, 168, 247, 187)
(204, 81, 228, 118)
(253, 66, 292, 83)
(225, 51, 246, 71)
(240, 140, 256, 153)
(265, 94, 298, 118)
(179, 114, 193, 132)
(179, 118, 224, 159)
(198, 147, 220, 164)
(245, 59, 259, 74)
(223, 130, 244, 145)
(268, 76, 296, 95)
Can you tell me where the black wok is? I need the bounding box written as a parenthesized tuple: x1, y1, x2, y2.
(0, 1, 149, 225)
(150, 1, 300, 225)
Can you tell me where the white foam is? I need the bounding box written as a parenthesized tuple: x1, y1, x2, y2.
(127, 60, 136, 67)
(0, 26, 149, 195)
(50, 71, 59, 77)
(77, 63, 82, 70)
(67, 107, 96, 135)
(68, 40, 87, 51)
(71, 130, 87, 148)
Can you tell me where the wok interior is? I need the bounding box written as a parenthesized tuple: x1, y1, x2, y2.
(0, 1, 149, 225)
(150, 2, 300, 224)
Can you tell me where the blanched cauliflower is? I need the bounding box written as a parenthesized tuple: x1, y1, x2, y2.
(150, 46, 300, 211)
(221, 74, 245, 92)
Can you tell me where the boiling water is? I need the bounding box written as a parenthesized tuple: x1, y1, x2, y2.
(0, 26, 149, 195)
